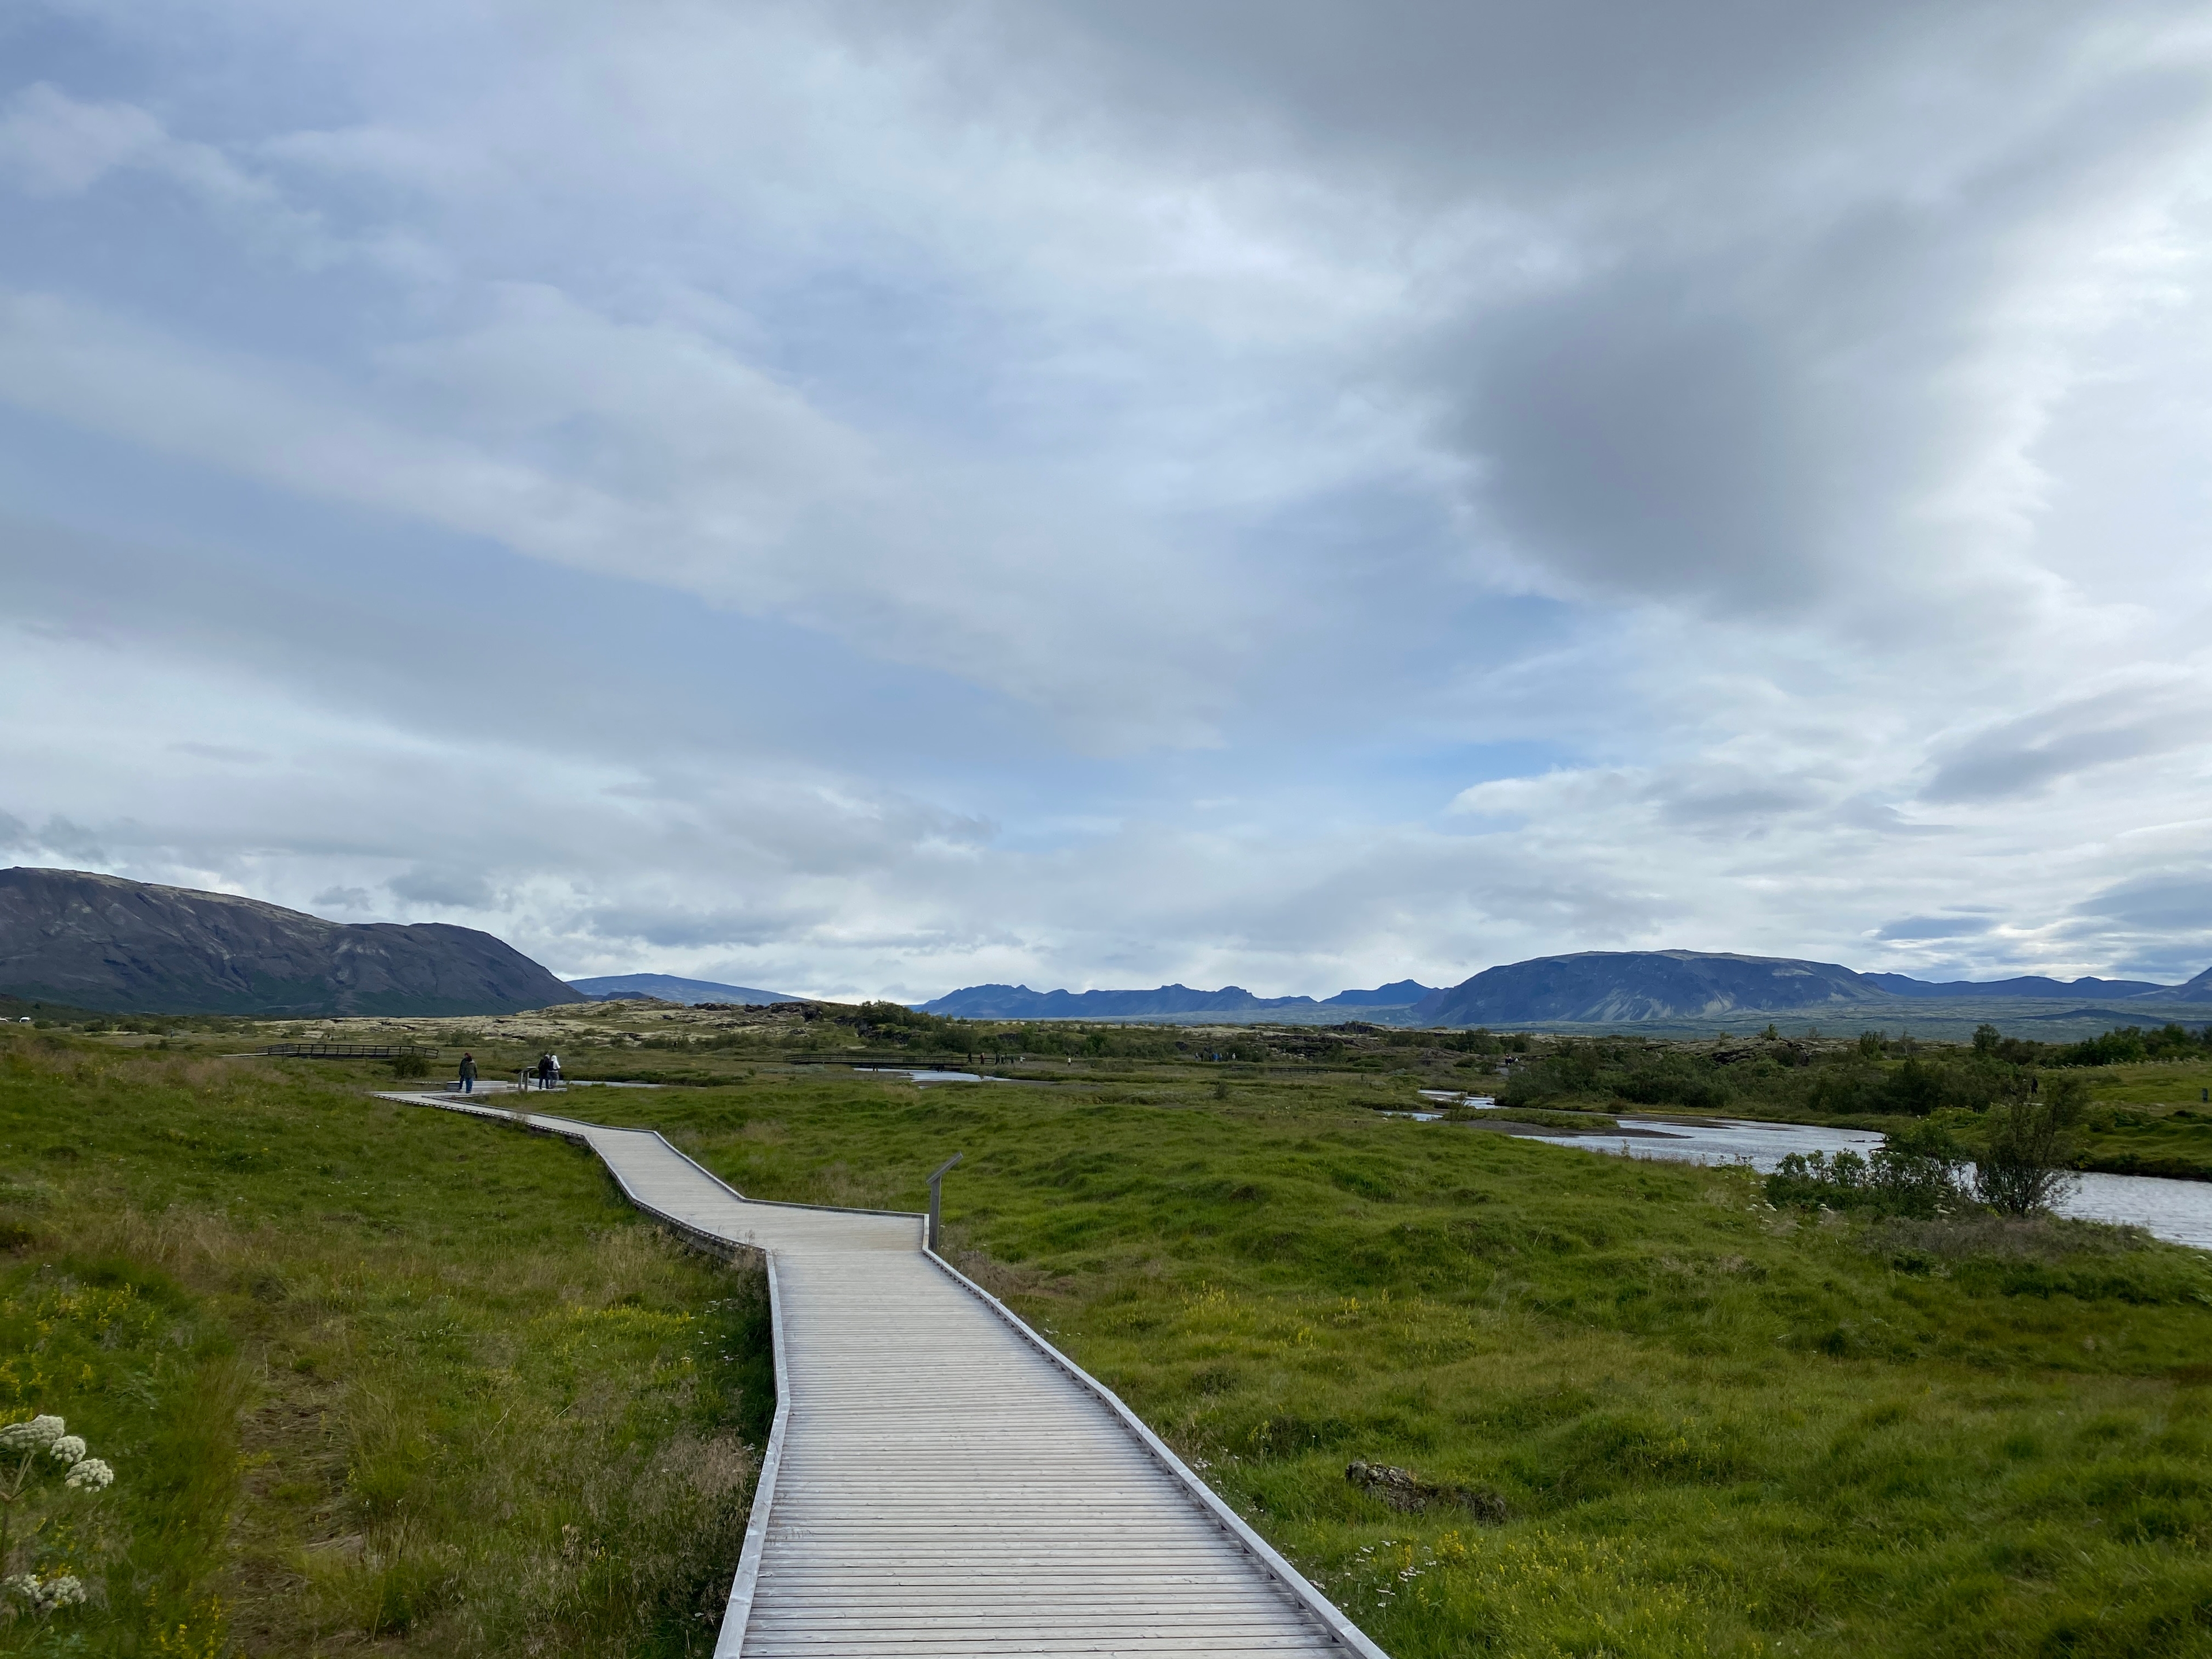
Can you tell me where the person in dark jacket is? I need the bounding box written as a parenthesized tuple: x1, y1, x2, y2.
(536, 1053, 554, 1090)
(457, 1052, 477, 1094)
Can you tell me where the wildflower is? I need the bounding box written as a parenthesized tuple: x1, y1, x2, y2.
(2, 1573, 39, 1602)
(47, 1435, 86, 1465)
(40, 1575, 85, 1608)
(64, 1457, 113, 1491)
(0, 1415, 63, 1452)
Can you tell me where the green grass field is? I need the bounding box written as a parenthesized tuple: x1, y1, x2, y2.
(0, 1033, 767, 1657)
(592, 1069, 2212, 1658)
(12, 1031, 2212, 1656)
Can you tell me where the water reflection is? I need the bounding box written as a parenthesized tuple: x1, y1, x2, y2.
(2062, 1173, 2212, 1251)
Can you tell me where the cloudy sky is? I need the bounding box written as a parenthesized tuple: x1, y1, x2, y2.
(3, 1, 2210, 999)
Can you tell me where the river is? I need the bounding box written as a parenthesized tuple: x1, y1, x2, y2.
(869, 1074, 2212, 1251)
(1506, 1113, 2212, 1251)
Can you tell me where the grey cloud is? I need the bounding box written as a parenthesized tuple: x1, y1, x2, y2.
(387, 867, 495, 910)
(2072, 872, 2212, 933)
(1874, 915, 1997, 942)
(3, 3, 2211, 998)
(571, 902, 831, 953)
(933, 2, 2212, 618)
(312, 885, 375, 910)
(8, 815, 108, 861)
(1444, 275, 1814, 603)
(1650, 772, 1825, 831)
(1922, 693, 2196, 804)
(944, 1, 2029, 187)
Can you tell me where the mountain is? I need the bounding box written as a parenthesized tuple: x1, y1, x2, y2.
(566, 972, 797, 1006)
(902, 955, 2212, 1031)
(918, 983, 1323, 1020)
(918, 979, 1437, 1020)
(0, 867, 576, 1016)
(1321, 980, 1436, 1007)
(1413, 950, 2212, 1028)
(1862, 971, 2172, 999)
(1412, 950, 1892, 1026)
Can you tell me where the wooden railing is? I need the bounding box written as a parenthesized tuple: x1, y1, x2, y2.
(263, 1043, 441, 1059)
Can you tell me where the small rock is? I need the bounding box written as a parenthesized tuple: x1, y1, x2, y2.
(1346, 1460, 1508, 1522)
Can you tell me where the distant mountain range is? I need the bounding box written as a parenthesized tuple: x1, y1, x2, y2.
(17, 866, 2207, 1033)
(0, 867, 574, 1016)
(1414, 951, 2212, 1025)
(921, 952, 2212, 1028)
(565, 972, 797, 1006)
(918, 980, 1438, 1020)
(1860, 971, 2180, 999)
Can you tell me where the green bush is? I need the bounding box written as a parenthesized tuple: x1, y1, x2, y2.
(1978, 1075, 2089, 1215)
(1766, 1123, 1971, 1217)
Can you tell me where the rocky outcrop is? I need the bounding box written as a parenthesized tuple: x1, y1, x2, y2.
(1346, 1460, 1508, 1522)
(0, 867, 575, 1016)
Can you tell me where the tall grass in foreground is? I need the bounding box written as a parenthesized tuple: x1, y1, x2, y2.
(600, 1073, 2212, 1658)
(0, 1034, 768, 1656)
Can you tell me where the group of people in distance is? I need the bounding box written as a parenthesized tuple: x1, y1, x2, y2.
(452, 1051, 562, 1094)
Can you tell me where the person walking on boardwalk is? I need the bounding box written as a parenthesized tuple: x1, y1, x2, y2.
(457, 1051, 477, 1095)
(536, 1053, 554, 1090)
(548, 1052, 563, 1089)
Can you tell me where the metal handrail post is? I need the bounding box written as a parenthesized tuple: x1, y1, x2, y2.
(926, 1152, 963, 1251)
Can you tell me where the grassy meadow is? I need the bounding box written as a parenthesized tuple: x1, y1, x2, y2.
(8, 1021, 2212, 1656)
(0, 1032, 767, 1657)
(585, 1067, 2212, 1659)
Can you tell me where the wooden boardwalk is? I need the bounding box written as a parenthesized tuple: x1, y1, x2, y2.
(385, 1092, 1386, 1659)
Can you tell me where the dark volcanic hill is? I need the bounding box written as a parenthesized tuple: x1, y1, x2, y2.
(0, 867, 577, 1016)
(918, 953, 2207, 1033)
(566, 972, 797, 1006)
(920, 983, 1324, 1019)
(1412, 950, 1894, 1025)
(1860, 971, 2172, 999)
(1321, 979, 1435, 1007)
(921, 980, 1437, 1019)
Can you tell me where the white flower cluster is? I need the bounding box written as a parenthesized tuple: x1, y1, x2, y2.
(1, 1415, 111, 1488)
(3, 1572, 86, 1610)
(62, 1459, 112, 1492)
(0, 1417, 64, 1453)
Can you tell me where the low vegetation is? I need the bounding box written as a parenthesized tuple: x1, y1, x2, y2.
(0, 1031, 767, 1657)
(10, 1005, 2212, 1655)
(528, 1069, 2212, 1658)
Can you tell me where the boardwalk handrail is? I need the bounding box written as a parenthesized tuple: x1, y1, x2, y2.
(926, 1150, 962, 1249)
(267, 1042, 439, 1059)
(715, 1257, 789, 1659)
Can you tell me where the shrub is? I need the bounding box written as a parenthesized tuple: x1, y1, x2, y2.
(1767, 1123, 1971, 1218)
(1610, 1058, 1733, 1111)
(1976, 1075, 2088, 1215)
(1880, 1057, 1948, 1117)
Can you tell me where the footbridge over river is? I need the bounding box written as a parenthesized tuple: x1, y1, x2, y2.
(381, 1090, 1387, 1659)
